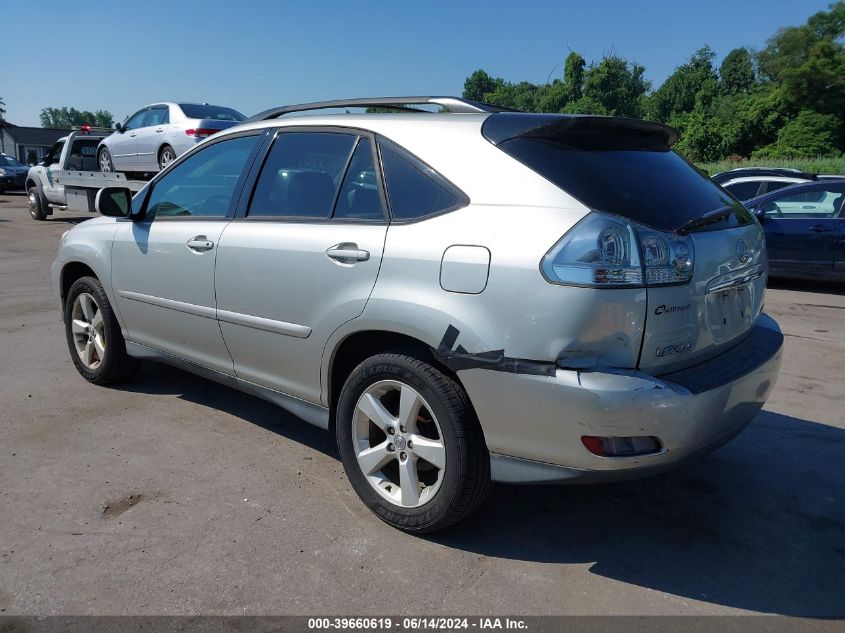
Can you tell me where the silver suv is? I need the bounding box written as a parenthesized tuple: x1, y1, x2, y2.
(52, 97, 783, 532)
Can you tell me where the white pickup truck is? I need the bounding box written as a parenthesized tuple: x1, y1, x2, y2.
(25, 127, 146, 221)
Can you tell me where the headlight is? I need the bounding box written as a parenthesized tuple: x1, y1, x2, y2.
(0, 168, 7, 176)
(541, 211, 695, 288)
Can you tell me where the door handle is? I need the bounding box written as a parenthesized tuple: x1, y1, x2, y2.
(129, 133, 136, 137)
(186, 235, 214, 252)
(155, 128, 164, 133)
(326, 243, 370, 263)
(810, 224, 835, 233)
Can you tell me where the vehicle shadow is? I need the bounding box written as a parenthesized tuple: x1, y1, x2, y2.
(117, 363, 844, 617)
(431, 410, 845, 617)
(116, 362, 338, 458)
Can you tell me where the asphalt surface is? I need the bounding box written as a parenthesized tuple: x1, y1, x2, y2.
(1, 191, 843, 617)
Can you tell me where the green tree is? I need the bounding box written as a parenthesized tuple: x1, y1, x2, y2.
(757, 1, 845, 117)
(644, 46, 718, 122)
(40, 106, 114, 129)
(753, 109, 841, 158)
(462, 70, 502, 102)
(563, 51, 586, 102)
(577, 55, 649, 117)
(719, 47, 756, 94)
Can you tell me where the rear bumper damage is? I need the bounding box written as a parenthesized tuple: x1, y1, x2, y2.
(459, 314, 783, 483)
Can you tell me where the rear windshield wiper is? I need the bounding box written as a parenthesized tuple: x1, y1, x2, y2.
(677, 205, 734, 235)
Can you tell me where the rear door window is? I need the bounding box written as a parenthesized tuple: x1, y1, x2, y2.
(378, 141, 466, 220)
(333, 138, 385, 220)
(247, 131, 357, 219)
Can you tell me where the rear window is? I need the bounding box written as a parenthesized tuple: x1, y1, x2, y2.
(724, 181, 762, 201)
(498, 137, 752, 232)
(178, 104, 245, 121)
(66, 139, 100, 170)
(484, 113, 753, 233)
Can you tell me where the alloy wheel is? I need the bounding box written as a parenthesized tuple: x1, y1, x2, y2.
(71, 293, 105, 370)
(99, 150, 112, 172)
(352, 380, 446, 508)
(159, 148, 175, 170)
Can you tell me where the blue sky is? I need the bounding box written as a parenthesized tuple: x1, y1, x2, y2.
(2, 0, 832, 126)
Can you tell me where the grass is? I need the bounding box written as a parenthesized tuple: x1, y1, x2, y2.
(696, 156, 845, 177)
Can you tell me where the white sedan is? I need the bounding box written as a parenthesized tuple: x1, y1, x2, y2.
(97, 102, 245, 174)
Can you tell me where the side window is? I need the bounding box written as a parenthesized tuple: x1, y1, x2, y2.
(145, 135, 260, 219)
(123, 110, 147, 130)
(762, 181, 793, 195)
(768, 187, 845, 218)
(45, 141, 65, 165)
(146, 107, 169, 127)
(248, 132, 356, 219)
(378, 142, 465, 220)
(333, 138, 385, 220)
(724, 181, 761, 201)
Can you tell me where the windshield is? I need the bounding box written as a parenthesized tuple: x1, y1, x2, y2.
(178, 104, 245, 121)
(0, 155, 25, 167)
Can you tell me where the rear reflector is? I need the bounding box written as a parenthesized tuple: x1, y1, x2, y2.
(185, 128, 220, 138)
(581, 435, 662, 457)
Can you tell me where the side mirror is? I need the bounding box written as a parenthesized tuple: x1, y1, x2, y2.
(755, 201, 778, 221)
(96, 187, 132, 217)
(114, 122, 125, 133)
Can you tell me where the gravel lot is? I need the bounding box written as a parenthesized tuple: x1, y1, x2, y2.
(1, 191, 843, 617)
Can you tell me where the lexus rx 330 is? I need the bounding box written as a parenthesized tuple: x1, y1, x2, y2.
(52, 97, 783, 533)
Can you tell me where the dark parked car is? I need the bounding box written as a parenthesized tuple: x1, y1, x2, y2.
(0, 154, 29, 193)
(745, 179, 845, 282)
(713, 167, 818, 202)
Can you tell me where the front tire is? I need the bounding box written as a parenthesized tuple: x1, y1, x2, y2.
(64, 276, 137, 385)
(336, 351, 491, 533)
(98, 147, 114, 173)
(28, 186, 47, 221)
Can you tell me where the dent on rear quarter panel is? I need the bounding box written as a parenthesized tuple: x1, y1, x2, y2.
(323, 203, 647, 403)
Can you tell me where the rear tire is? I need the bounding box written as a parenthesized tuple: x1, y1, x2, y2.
(28, 186, 47, 221)
(336, 351, 491, 533)
(64, 276, 138, 385)
(98, 147, 114, 173)
(158, 145, 176, 171)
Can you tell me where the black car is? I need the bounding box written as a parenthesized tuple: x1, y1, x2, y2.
(745, 179, 845, 282)
(0, 154, 29, 193)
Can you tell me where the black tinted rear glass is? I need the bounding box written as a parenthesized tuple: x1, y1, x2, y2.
(179, 104, 245, 121)
(379, 143, 465, 220)
(497, 137, 753, 232)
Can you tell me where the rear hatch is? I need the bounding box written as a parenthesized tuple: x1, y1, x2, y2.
(483, 113, 765, 374)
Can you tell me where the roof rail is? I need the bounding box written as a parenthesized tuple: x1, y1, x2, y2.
(245, 96, 519, 122)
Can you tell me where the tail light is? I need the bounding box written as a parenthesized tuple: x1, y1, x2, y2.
(541, 211, 694, 288)
(185, 128, 220, 138)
